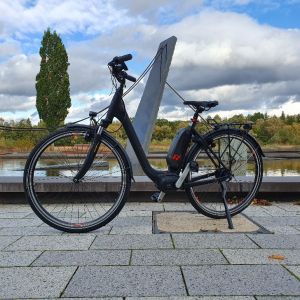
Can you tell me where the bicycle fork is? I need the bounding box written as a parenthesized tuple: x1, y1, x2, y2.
(73, 126, 103, 183)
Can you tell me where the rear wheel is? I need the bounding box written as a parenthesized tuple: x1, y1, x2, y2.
(23, 126, 131, 232)
(185, 128, 263, 218)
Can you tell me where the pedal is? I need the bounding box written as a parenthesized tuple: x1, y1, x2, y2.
(150, 191, 165, 202)
(190, 161, 199, 172)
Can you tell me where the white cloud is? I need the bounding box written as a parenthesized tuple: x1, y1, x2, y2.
(0, 54, 39, 96)
(0, 0, 133, 36)
(0, 94, 35, 113)
(0, 39, 21, 57)
(1, 2, 300, 120)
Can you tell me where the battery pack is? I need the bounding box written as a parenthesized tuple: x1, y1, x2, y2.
(166, 127, 191, 172)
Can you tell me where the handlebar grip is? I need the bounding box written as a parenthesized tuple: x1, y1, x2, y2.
(116, 54, 132, 63)
(124, 73, 136, 82)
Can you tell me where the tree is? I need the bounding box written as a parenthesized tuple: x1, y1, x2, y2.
(36, 28, 71, 131)
(280, 111, 286, 121)
(249, 112, 265, 122)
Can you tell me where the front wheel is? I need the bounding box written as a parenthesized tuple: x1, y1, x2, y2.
(23, 126, 131, 233)
(185, 128, 263, 219)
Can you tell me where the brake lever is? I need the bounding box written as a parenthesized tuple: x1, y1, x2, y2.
(122, 62, 128, 71)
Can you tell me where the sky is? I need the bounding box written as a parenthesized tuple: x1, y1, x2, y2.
(1, 0, 300, 123)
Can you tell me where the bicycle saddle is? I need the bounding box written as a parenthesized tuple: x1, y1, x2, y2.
(183, 100, 219, 110)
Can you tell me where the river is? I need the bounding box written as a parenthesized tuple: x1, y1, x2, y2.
(0, 158, 300, 177)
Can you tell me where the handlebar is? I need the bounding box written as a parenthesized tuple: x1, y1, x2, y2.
(108, 54, 132, 66)
(115, 54, 132, 63)
(108, 54, 136, 83)
(123, 72, 136, 82)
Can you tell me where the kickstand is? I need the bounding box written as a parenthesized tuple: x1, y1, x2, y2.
(220, 181, 234, 229)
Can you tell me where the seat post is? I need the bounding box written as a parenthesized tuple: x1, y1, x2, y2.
(192, 107, 203, 120)
(191, 110, 200, 126)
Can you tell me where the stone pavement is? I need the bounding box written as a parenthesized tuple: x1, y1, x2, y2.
(0, 201, 299, 299)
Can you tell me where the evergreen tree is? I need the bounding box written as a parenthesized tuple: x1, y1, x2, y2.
(36, 28, 71, 131)
(280, 111, 286, 121)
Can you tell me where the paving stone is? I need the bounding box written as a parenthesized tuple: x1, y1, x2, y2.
(274, 203, 300, 212)
(222, 249, 300, 265)
(0, 218, 43, 227)
(131, 249, 228, 265)
(0, 205, 32, 213)
(172, 234, 258, 249)
(118, 210, 152, 217)
(156, 213, 260, 233)
(182, 265, 300, 296)
(163, 203, 195, 211)
(66, 227, 111, 235)
(123, 203, 164, 211)
(22, 212, 47, 219)
(108, 216, 152, 235)
(0, 226, 63, 236)
(0, 236, 20, 250)
(0, 250, 42, 267)
(252, 216, 300, 226)
(127, 297, 255, 300)
(261, 206, 300, 217)
(5, 235, 95, 251)
(248, 234, 300, 249)
(61, 298, 122, 300)
(110, 216, 152, 226)
(91, 234, 173, 250)
(256, 297, 300, 300)
(33, 249, 130, 266)
(0, 266, 76, 298)
(0, 212, 32, 218)
(261, 226, 300, 235)
(243, 206, 271, 217)
(63, 266, 186, 297)
(110, 225, 152, 235)
(285, 265, 300, 279)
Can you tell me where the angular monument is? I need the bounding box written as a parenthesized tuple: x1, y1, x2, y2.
(126, 36, 177, 175)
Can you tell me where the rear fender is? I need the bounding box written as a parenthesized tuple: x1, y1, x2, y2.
(242, 133, 265, 157)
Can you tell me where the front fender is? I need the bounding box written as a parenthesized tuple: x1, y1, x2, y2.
(66, 123, 134, 180)
(66, 123, 92, 130)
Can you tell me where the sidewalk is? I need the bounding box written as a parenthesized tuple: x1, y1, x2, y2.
(0, 201, 299, 299)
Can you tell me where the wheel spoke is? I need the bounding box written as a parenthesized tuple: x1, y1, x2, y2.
(24, 128, 130, 232)
(187, 131, 262, 218)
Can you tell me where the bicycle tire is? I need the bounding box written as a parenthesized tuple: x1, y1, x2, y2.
(185, 128, 263, 218)
(23, 125, 131, 233)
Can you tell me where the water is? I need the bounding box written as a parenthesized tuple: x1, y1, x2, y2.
(0, 157, 300, 177)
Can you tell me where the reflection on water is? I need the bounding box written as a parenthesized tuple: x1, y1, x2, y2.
(149, 158, 300, 177)
(263, 159, 300, 176)
(0, 159, 27, 176)
(0, 157, 300, 177)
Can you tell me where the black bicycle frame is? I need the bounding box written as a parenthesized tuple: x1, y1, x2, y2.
(100, 83, 231, 186)
(100, 83, 161, 182)
(75, 82, 231, 189)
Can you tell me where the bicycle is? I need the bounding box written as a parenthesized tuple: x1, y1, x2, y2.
(23, 54, 263, 233)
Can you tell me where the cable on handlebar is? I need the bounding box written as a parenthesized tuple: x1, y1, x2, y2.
(165, 81, 214, 129)
(123, 44, 167, 97)
(71, 43, 168, 125)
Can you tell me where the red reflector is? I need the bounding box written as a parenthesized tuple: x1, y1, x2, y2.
(73, 223, 83, 228)
(172, 154, 181, 161)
